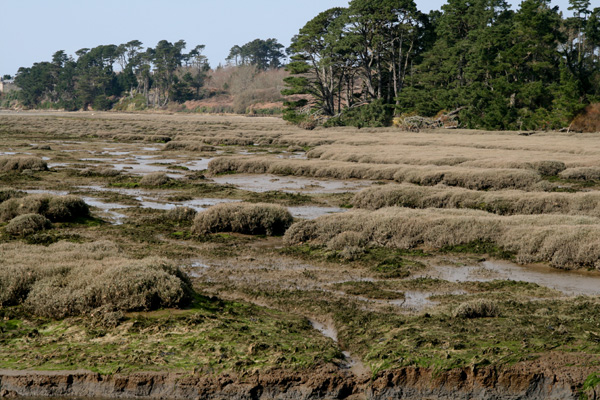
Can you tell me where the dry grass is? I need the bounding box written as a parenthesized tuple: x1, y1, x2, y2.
(140, 172, 170, 186)
(0, 194, 90, 222)
(453, 299, 499, 319)
(0, 241, 193, 318)
(4, 214, 52, 236)
(353, 184, 600, 217)
(165, 207, 197, 222)
(571, 103, 600, 133)
(209, 157, 541, 190)
(284, 207, 600, 269)
(193, 202, 293, 236)
(0, 157, 47, 172)
(559, 167, 600, 181)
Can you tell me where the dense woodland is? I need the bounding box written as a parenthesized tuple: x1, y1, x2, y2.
(283, 0, 600, 130)
(4, 0, 600, 130)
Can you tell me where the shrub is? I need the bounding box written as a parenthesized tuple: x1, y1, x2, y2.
(0, 194, 90, 222)
(453, 299, 499, 319)
(140, 172, 170, 186)
(5, 214, 52, 236)
(193, 202, 293, 236)
(0, 157, 48, 172)
(0, 187, 25, 203)
(533, 160, 566, 176)
(324, 100, 393, 128)
(570, 103, 600, 133)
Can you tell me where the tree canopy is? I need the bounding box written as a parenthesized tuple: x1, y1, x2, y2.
(283, 0, 600, 130)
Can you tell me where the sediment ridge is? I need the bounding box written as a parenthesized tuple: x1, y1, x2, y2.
(1, 358, 597, 400)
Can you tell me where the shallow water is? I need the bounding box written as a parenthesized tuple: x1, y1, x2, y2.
(212, 174, 373, 194)
(423, 260, 600, 296)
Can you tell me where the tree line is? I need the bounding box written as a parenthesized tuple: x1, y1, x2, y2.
(283, 0, 600, 130)
(12, 37, 286, 111)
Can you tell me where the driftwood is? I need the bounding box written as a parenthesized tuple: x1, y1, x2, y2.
(397, 107, 466, 132)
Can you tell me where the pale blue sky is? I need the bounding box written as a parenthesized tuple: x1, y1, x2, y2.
(0, 0, 572, 77)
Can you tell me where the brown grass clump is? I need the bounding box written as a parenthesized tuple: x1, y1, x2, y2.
(559, 167, 600, 181)
(453, 299, 499, 319)
(0, 241, 193, 318)
(5, 214, 52, 236)
(352, 184, 600, 217)
(209, 156, 540, 190)
(193, 202, 293, 236)
(140, 172, 170, 186)
(166, 207, 197, 222)
(163, 141, 216, 152)
(0, 194, 90, 222)
(570, 103, 600, 133)
(0, 157, 48, 172)
(284, 207, 600, 269)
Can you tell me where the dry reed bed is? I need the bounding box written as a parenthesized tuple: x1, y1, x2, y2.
(353, 184, 600, 217)
(0, 241, 193, 318)
(208, 156, 541, 190)
(283, 207, 600, 269)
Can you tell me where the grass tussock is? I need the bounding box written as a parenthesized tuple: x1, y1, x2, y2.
(208, 156, 541, 190)
(353, 184, 600, 217)
(193, 202, 293, 236)
(0, 241, 193, 318)
(5, 214, 52, 236)
(140, 172, 171, 186)
(0, 194, 90, 222)
(165, 207, 197, 222)
(559, 167, 600, 181)
(453, 299, 499, 319)
(284, 207, 600, 269)
(0, 157, 48, 172)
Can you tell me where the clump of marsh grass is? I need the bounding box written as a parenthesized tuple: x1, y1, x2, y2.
(193, 202, 293, 236)
(0, 241, 193, 318)
(140, 172, 171, 186)
(559, 167, 600, 181)
(5, 214, 52, 236)
(283, 207, 600, 269)
(0, 157, 48, 172)
(352, 184, 600, 217)
(0, 194, 90, 222)
(208, 156, 541, 190)
(453, 299, 499, 319)
(163, 141, 215, 152)
(166, 207, 197, 223)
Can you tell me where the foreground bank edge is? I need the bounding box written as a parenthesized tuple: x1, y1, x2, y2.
(1, 357, 599, 400)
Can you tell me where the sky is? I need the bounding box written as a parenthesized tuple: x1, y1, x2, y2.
(0, 0, 573, 77)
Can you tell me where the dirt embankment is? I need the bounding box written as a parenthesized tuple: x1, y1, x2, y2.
(1, 357, 598, 400)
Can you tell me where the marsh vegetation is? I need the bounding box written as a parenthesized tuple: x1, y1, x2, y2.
(1, 112, 600, 394)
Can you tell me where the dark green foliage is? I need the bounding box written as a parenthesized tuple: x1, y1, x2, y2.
(324, 100, 393, 127)
(227, 38, 285, 70)
(284, 0, 600, 130)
